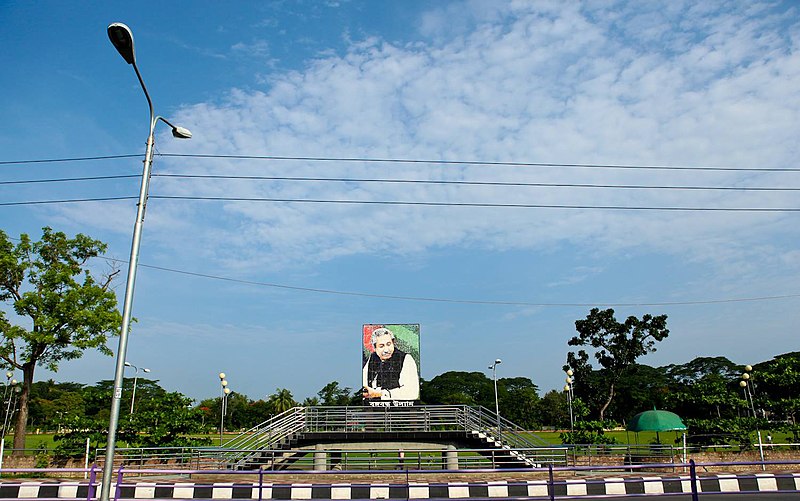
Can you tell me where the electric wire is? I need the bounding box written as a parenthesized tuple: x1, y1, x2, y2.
(0, 175, 140, 185)
(151, 195, 800, 212)
(2, 195, 797, 211)
(2, 152, 800, 172)
(100, 257, 800, 308)
(3, 172, 798, 192)
(156, 153, 800, 172)
(4, 235, 794, 308)
(0, 154, 141, 165)
(0, 197, 137, 206)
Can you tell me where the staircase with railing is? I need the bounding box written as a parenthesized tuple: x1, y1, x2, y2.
(217, 405, 555, 469)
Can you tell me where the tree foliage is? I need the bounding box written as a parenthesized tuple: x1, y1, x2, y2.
(566, 308, 669, 420)
(0, 228, 122, 451)
(420, 371, 493, 406)
(51, 379, 209, 457)
(317, 381, 353, 406)
(267, 388, 296, 414)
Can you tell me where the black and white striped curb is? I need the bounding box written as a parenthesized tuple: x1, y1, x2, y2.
(1, 473, 799, 499)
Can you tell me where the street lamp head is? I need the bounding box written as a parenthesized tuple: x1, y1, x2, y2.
(223, 387, 231, 395)
(742, 373, 750, 380)
(740, 380, 747, 388)
(495, 359, 502, 365)
(221, 379, 228, 387)
(218, 372, 226, 380)
(124, 362, 132, 367)
(566, 377, 572, 384)
(142, 368, 151, 373)
(171, 126, 192, 139)
(566, 369, 573, 377)
(107, 23, 136, 65)
(564, 385, 570, 392)
(745, 364, 753, 372)
(5, 372, 12, 379)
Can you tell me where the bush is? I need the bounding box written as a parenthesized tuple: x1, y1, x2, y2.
(34, 444, 51, 469)
(560, 420, 618, 445)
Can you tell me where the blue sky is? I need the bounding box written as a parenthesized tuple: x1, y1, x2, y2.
(1, 1, 799, 404)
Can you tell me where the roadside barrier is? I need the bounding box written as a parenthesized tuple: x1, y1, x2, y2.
(0, 459, 799, 499)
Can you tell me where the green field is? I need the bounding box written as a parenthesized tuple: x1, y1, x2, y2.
(3, 428, 794, 457)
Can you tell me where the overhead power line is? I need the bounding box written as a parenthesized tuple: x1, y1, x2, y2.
(0, 175, 140, 185)
(3, 172, 798, 192)
(0, 197, 137, 206)
(2, 151, 800, 172)
(0, 154, 141, 165)
(157, 153, 800, 172)
(3, 195, 798, 211)
(100, 257, 800, 307)
(153, 195, 800, 212)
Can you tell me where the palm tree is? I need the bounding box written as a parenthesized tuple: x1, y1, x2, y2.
(267, 388, 296, 414)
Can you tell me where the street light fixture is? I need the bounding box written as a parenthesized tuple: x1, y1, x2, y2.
(124, 362, 151, 415)
(564, 368, 574, 434)
(489, 359, 502, 441)
(740, 365, 765, 470)
(0, 376, 20, 474)
(101, 22, 192, 501)
(1, 374, 19, 443)
(219, 373, 231, 446)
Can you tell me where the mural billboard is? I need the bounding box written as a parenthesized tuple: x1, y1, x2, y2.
(362, 324, 420, 406)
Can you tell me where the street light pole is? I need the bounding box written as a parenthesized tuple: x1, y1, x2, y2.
(101, 22, 191, 501)
(489, 359, 502, 440)
(564, 368, 574, 434)
(219, 373, 230, 446)
(124, 362, 151, 415)
(1, 374, 19, 443)
(740, 365, 765, 470)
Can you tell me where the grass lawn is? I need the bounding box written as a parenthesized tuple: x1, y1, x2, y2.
(4, 429, 794, 456)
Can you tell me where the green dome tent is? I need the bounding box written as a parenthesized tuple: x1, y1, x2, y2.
(626, 409, 688, 462)
(627, 409, 687, 433)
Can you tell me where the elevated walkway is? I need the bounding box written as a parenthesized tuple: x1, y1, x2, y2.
(218, 405, 559, 470)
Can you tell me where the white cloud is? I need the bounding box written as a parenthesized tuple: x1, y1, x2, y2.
(66, 2, 800, 287)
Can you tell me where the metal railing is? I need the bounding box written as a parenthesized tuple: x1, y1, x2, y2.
(217, 406, 306, 467)
(1, 459, 799, 500)
(206, 405, 552, 469)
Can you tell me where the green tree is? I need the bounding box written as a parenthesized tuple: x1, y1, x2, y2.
(535, 390, 570, 429)
(755, 352, 800, 439)
(497, 377, 540, 429)
(0, 228, 122, 452)
(610, 364, 670, 421)
(420, 371, 493, 406)
(54, 380, 209, 456)
(663, 357, 744, 419)
(244, 399, 273, 428)
(128, 392, 209, 448)
(566, 308, 669, 421)
(302, 396, 320, 406)
(664, 356, 741, 384)
(316, 381, 352, 406)
(267, 388, 296, 413)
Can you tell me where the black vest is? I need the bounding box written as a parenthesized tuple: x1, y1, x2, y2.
(367, 348, 407, 391)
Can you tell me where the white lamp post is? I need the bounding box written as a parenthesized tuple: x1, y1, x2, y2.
(124, 362, 151, 415)
(219, 373, 231, 446)
(740, 365, 765, 470)
(101, 22, 192, 501)
(0, 375, 20, 476)
(564, 369, 574, 434)
(489, 359, 502, 439)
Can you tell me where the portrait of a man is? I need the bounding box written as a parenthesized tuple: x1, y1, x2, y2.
(362, 324, 420, 401)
